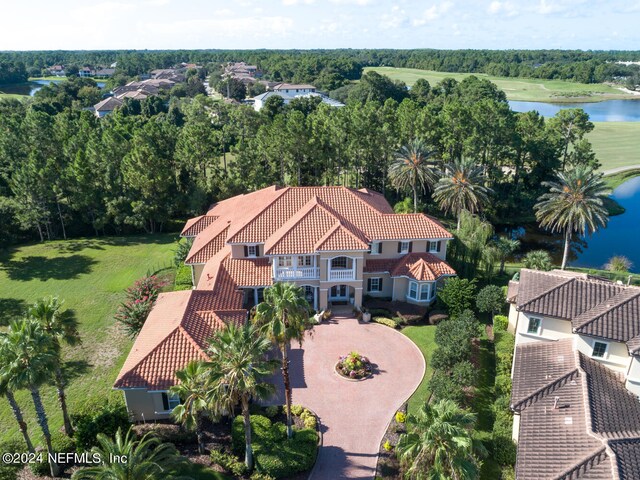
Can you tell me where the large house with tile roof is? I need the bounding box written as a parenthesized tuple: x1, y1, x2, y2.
(507, 269, 640, 479)
(114, 185, 456, 420)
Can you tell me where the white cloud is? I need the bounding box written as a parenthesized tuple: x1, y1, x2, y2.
(488, 1, 517, 16)
(144, 0, 170, 5)
(72, 1, 135, 18)
(142, 16, 295, 39)
(282, 0, 315, 5)
(412, 1, 454, 26)
(535, 0, 563, 15)
(328, 0, 373, 5)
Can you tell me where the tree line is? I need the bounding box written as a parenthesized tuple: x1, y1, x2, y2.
(2, 49, 640, 91)
(0, 71, 600, 247)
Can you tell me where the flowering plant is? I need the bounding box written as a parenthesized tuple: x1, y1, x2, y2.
(336, 351, 372, 379)
(115, 275, 167, 338)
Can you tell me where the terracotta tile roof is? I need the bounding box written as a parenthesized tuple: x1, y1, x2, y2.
(185, 225, 229, 265)
(390, 253, 456, 281)
(94, 96, 123, 112)
(113, 291, 245, 390)
(514, 269, 640, 346)
(506, 280, 519, 303)
(363, 258, 399, 274)
(512, 340, 640, 480)
(315, 222, 370, 251)
(181, 214, 219, 237)
(222, 255, 273, 287)
(226, 186, 452, 246)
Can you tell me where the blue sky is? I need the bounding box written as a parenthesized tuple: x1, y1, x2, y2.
(2, 0, 640, 51)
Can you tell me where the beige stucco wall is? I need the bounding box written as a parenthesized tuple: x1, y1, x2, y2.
(575, 335, 630, 374)
(507, 304, 519, 334)
(626, 357, 640, 396)
(230, 244, 245, 258)
(515, 313, 573, 345)
(362, 273, 393, 298)
(122, 389, 172, 422)
(512, 413, 520, 443)
(367, 239, 448, 261)
(192, 264, 204, 287)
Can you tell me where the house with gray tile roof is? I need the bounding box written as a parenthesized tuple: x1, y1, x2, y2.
(507, 269, 640, 396)
(511, 339, 640, 479)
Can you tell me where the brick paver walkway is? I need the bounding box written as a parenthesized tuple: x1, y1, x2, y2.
(284, 317, 425, 479)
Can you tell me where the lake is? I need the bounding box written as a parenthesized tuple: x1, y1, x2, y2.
(509, 99, 640, 122)
(508, 176, 640, 273)
(0, 79, 106, 96)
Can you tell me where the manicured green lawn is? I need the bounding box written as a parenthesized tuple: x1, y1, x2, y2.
(587, 122, 640, 172)
(28, 76, 66, 82)
(364, 66, 636, 103)
(0, 234, 178, 444)
(401, 324, 436, 414)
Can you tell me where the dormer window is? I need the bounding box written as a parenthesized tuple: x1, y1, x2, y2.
(591, 341, 608, 359)
(245, 245, 259, 257)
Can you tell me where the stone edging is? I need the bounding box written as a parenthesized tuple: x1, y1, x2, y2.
(306, 406, 323, 480)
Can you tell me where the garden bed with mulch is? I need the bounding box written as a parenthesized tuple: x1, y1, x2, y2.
(363, 299, 428, 323)
(374, 403, 408, 479)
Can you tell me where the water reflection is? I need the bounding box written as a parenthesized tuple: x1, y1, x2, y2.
(509, 99, 640, 122)
(1, 79, 106, 97)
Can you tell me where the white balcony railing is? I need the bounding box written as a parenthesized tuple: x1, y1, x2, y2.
(328, 269, 356, 281)
(274, 267, 320, 280)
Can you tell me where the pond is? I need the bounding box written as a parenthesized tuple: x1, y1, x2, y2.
(509, 99, 640, 122)
(0, 79, 106, 96)
(507, 176, 640, 273)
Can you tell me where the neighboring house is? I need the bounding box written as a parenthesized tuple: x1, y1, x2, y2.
(95, 68, 115, 78)
(93, 96, 123, 117)
(114, 185, 456, 420)
(511, 338, 640, 479)
(507, 269, 640, 395)
(508, 269, 640, 479)
(252, 89, 344, 111)
(47, 65, 65, 76)
(271, 83, 316, 94)
(224, 62, 262, 82)
(79, 67, 95, 77)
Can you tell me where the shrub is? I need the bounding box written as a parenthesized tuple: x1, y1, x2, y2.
(428, 370, 465, 404)
(495, 374, 512, 396)
(372, 317, 398, 328)
(303, 414, 317, 430)
(0, 441, 24, 480)
(232, 415, 318, 478)
(115, 275, 167, 337)
(383, 440, 393, 451)
(290, 404, 304, 416)
(265, 405, 280, 418)
(210, 449, 248, 477)
(605, 255, 633, 273)
(492, 435, 517, 467)
(72, 402, 131, 451)
(174, 237, 193, 267)
(451, 360, 476, 388)
(251, 473, 276, 480)
(368, 308, 392, 317)
(476, 285, 505, 319)
(174, 264, 192, 289)
(431, 310, 481, 368)
(395, 411, 406, 423)
(437, 278, 477, 316)
(134, 423, 196, 445)
(493, 315, 509, 332)
(501, 466, 516, 480)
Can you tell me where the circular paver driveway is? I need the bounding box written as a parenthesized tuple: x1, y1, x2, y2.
(289, 317, 425, 480)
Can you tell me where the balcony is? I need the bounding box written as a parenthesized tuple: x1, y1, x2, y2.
(328, 268, 356, 281)
(274, 267, 320, 280)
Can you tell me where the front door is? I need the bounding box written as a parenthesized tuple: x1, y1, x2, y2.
(330, 285, 348, 302)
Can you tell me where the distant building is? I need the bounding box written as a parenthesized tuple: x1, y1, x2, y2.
(79, 67, 96, 77)
(93, 96, 123, 118)
(252, 84, 344, 111)
(95, 68, 116, 78)
(47, 65, 65, 77)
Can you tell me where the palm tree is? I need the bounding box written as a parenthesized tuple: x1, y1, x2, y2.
(396, 399, 482, 480)
(170, 361, 214, 455)
(388, 139, 439, 213)
(522, 250, 554, 271)
(1, 319, 60, 477)
(0, 336, 35, 453)
(534, 166, 609, 270)
(493, 237, 520, 275)
(207, 323, 278, 470)
(71, 427, 190, 480)
(28, 296, 80, 436)
(254, 282, 312, 439)
(433, 158, 492, 231)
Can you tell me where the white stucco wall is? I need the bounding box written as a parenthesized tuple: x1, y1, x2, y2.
(575, 335, 630, 374)
(514, 313, 573, 345)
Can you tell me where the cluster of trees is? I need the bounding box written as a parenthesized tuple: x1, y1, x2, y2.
(3, 49, 640, 90)
(0, 297, 80, 477)
(0, 70, 604, 253)
(0, 61, 28, 85)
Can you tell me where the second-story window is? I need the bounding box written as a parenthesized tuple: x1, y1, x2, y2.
(278, 256, 293, 267)
(247, 245, 257, 257)
(591, 341, 608, 358)
(527, 317, 541, 335)
(331, 257, 348, 269)
(399, 241, 411, 254)
(428, 241, 441, 253)
(371, 241, 382, 255)
(298, 256, 313, 266)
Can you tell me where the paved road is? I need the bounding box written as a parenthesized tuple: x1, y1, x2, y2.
(603, 164, 640, 176)
(283, 317, 425, 480)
